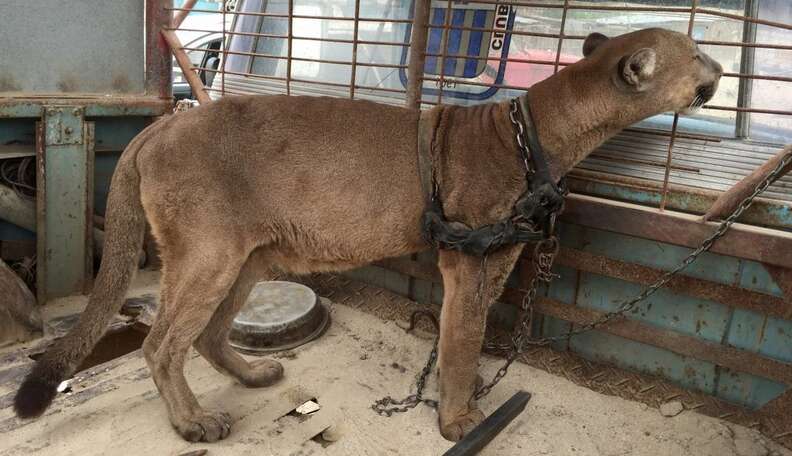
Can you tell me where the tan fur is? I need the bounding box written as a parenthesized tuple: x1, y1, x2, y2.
(15, 28, 722, 442)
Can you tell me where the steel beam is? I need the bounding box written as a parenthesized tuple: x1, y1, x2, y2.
(36, 106, 94, 303)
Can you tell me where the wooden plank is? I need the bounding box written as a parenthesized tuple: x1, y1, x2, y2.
(562, 193, 792, 270)
(703, 145, 792, 222)
(500, 290, 792, 386)
(0, 144, 35, 159)
(553, 248, 792, 320)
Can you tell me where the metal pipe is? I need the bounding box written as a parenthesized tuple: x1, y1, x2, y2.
(161, 29, 212, 104)
(661, 1, 697, 210)
(349, 0, 361, 99)
(146, 0, 172, 98)
(736, 0, 759, 138)
(172, 0, 198, 28)
(286, 0, 293, 96)
(406, 0, 430, 108)
(436, 0, 454, 105)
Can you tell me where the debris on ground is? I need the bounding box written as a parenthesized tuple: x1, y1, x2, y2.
(321, 424, 345, 442)
(296, 400, 321, 415)
(660, 400, 685, 417)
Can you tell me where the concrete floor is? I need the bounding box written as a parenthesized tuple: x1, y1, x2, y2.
(0, 271, 789, 456)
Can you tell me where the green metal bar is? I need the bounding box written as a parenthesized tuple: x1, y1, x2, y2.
(37, 106, 94, 302)
(0, 97, 170, 119)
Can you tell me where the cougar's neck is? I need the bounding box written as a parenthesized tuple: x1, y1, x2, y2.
(518, 65, 635, 182)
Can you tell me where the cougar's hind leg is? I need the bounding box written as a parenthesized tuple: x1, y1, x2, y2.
(194, 250, 283, 387)
(142, 241, 248, 443)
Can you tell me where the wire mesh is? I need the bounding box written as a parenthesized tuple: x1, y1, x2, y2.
(167, 0, 792, 213)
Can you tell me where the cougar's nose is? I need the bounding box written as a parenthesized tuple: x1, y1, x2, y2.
(703, 52, 723, 78)
(713, 59, 724, 77)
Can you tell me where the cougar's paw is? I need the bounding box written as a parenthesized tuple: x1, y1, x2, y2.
(439, 409, 485, 441)
(176, 410, 233, 442)
(241, 359, 284, 388)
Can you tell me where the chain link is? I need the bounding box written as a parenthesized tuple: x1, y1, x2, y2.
(509, 101, 532, 173)
(372, 101, 792, 416)
(371, 336, 440, 416)
(475, 146, 792, 398)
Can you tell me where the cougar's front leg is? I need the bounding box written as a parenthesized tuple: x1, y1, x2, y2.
(436, 245, 524, 441)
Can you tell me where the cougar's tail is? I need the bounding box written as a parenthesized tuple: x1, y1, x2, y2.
(13, 127, 152, 419)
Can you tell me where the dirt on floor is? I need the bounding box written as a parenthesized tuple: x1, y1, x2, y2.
(0, 272, 789, 456)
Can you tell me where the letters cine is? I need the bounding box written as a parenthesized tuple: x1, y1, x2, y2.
(402, 1, 516, 101)
(489, 4, 511, 51)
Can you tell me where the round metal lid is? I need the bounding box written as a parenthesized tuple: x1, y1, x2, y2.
(229, 281, 330, 355)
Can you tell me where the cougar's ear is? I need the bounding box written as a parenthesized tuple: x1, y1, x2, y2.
(582, 32, 609, 57)
(618, 48, 656, 91)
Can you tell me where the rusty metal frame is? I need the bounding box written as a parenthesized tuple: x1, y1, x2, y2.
(167, 0, 792, 287)
(166, 6, 792, 255)
(163, 0, 792, 225)
(0, 0, 171, 302)
(565, 169, 792, 229)
(563, 194, 792, 270)
(0, 0, 172, 109)
(552, 248, 792, 320)
(146, 0, 173, 99)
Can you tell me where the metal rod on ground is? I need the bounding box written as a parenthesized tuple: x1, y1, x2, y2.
(442, 391, 532, 456)
(703, 145, 792, 222)
(161, 29, 212, 104)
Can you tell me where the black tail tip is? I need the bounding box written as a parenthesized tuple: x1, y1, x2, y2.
(14, 376, 59, 419)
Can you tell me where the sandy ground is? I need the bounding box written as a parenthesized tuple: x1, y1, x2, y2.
(0, 273, 789, 456)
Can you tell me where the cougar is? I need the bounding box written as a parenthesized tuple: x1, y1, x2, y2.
(15, 28, 722, 442)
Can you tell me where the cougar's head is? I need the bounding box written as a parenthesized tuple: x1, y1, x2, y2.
(580, 27, 723, 117)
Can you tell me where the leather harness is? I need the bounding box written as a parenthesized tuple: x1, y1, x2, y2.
(417, 95, 567, 257)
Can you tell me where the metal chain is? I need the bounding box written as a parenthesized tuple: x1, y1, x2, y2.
(509, 100, 532, 173)
(474, 237, 559, 399)
(372, 101, 792, 416)
(476, 146, 792, 398)
(371, 337, 439, 416)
